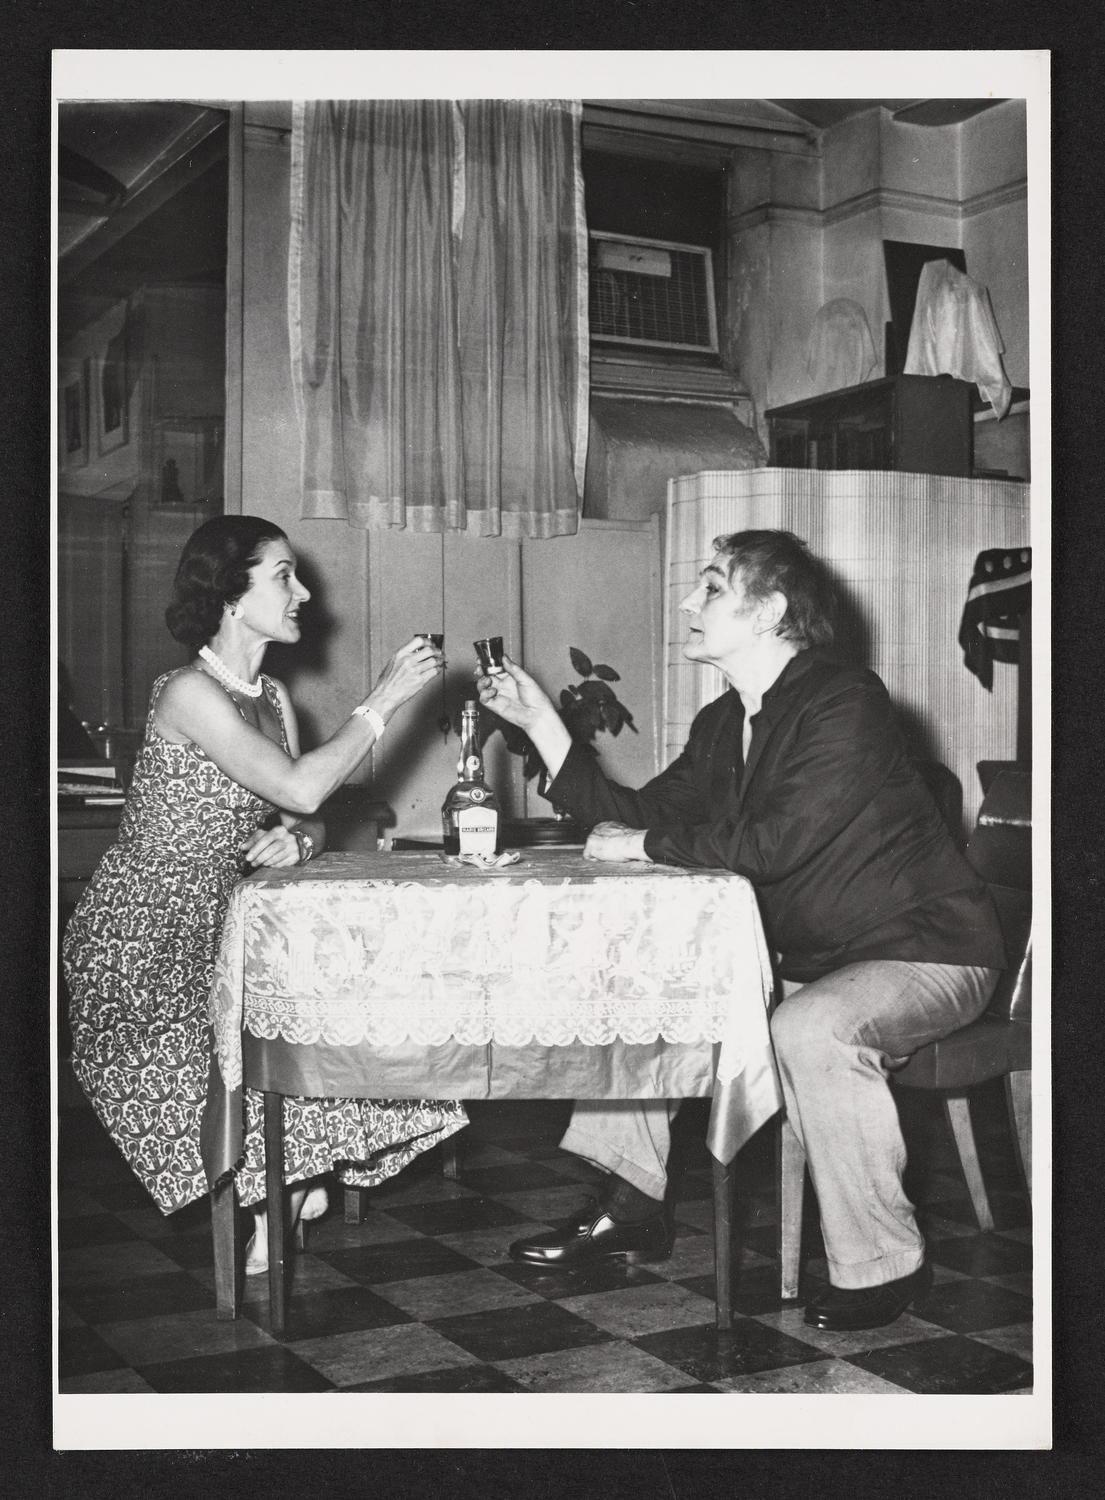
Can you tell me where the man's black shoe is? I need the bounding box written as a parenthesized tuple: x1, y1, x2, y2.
(803, 1261, 933, 1331)
(508, 1200, 672, 1267)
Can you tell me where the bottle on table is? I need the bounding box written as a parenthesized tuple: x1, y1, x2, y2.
(441, 699, 501, 856)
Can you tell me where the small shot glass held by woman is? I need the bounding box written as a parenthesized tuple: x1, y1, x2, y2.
(63, 515, 466, 1274)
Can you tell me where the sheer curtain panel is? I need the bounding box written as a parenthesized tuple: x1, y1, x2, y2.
(289, 99, 588, 537)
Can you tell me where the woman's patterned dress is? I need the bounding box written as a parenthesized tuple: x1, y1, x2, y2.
(63, 670, 467, 1215)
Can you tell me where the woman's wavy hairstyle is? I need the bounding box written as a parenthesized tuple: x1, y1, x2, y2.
(165, 515, 288, 648)
(712, 529, 838, 649)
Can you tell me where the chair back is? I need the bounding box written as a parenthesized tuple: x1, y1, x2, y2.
(965, 767, 1031, 1025)
(914, 758, 965, 847)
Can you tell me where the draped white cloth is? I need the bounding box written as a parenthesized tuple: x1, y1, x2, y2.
(904, 259, 1013, 418)
(806, 298, 878, 394)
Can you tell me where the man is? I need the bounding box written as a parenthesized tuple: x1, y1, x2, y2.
(477, 530, 1006, 1332)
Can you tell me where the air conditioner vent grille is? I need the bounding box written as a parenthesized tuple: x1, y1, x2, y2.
(588, 233, 718, 354)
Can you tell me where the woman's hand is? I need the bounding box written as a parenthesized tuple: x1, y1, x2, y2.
(582, 820, 651, 863)
(241, 823, 302, 869)
(365, 635, 445, 719)
(475, 654, 557, 734)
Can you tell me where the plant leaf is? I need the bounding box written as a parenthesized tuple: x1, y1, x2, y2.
(592, 663, 620, 682)
(578, 678, 615, 702)
(569, 647, 593, 677)
(559, 688, 576, 710)
(564, 699, 602, 741)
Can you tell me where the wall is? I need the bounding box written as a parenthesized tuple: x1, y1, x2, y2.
(365, 519, 664, 839)
(726, 144, 823, 431)
(727, 102, 1030, 448)
(959, 101, 1030, 387)
(233, 101, 1031, 835)
(237, 109, 665, 841)
(365, 528, 524, 836)
(519, 518, 664, 797)
(58, 297, 143, 501)
(58, 286, 225, 726)
(239, 108, 377, 771)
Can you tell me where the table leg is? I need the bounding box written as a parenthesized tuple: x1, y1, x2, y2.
(441, 1135, 461, 1181)
(264, 1091, 287, 1337)
(211, 1177, 239, 1321)
(712, 1157, 734, 1330)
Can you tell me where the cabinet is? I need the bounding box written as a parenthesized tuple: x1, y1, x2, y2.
(766, 375, 972, 477)
(58, 806, 122, 910)
(366, 518, 663, 839)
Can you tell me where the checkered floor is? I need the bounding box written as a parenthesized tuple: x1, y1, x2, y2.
(57, 1087, 1032, 1395)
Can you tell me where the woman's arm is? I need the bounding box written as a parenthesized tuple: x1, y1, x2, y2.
(155, 637, 441, 817)
(242, 686, 327, 867)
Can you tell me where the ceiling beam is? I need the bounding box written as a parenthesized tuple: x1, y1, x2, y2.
(582, 102, 819, 154)
(59, 112, 227, 285)
(58, 145, 127, 205)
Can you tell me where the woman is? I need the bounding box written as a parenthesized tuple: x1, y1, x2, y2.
(63, 515, 466, 1272)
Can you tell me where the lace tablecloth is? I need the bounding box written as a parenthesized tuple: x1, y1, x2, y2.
(207, 849, 782, 1167)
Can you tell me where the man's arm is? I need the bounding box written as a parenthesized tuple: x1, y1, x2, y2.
(543, 718, 716, 832)
(645, 674, 898, 879)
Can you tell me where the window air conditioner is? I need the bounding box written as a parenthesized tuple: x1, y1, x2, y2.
(588, 232, 718, 355)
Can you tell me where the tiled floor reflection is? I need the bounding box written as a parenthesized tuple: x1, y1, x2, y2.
(57, 1085, 1033, 1394)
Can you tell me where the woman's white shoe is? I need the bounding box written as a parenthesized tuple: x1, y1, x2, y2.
(244, 1232, 268, 1276)
(299, 1184, 329, 1222)
(244, 1184, 326, 1274)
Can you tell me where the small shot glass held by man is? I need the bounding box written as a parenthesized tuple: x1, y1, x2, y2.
(476, 528, 1006, 1333)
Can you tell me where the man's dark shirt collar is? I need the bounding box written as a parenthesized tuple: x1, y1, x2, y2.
(727, 645, 835, 722)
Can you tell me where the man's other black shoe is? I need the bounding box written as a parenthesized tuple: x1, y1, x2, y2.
(508, 1200, 672, 1267)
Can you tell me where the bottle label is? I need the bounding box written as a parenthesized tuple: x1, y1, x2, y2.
(457, 807, 498, 856)
(465, 755, 482, 777)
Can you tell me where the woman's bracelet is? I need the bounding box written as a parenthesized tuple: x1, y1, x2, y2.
(351, 703, 387, 741)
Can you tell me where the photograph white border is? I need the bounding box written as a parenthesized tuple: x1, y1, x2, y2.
(51, 46, 1052, 1456)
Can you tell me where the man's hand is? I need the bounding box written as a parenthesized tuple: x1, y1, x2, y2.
(477, 655, 574, 782)
(475, 654, 555, 733)
(582, 821, 651, 863)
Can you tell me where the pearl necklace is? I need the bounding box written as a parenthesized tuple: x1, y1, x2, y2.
(198, 645, 263, 698)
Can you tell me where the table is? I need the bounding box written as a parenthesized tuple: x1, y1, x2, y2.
(204, 849, 782, 1334)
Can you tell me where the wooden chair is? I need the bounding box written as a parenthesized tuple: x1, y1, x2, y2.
(778, 765, 1032, 1298)
(343, 1135, 461, 1223)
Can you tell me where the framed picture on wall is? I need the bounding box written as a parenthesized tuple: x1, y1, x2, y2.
(97, 317, 129, 454)
(60, 360, 89, 468)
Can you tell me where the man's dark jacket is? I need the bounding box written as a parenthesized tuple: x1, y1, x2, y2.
(545, 650, 1006, 982)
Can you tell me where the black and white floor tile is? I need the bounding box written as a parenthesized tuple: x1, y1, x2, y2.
(57, 1085, 1032, 1395)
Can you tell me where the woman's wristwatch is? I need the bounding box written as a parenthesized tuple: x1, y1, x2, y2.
(293, 828, 315, 863)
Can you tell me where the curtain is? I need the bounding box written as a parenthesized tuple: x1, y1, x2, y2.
(289, 99, 588, 537)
